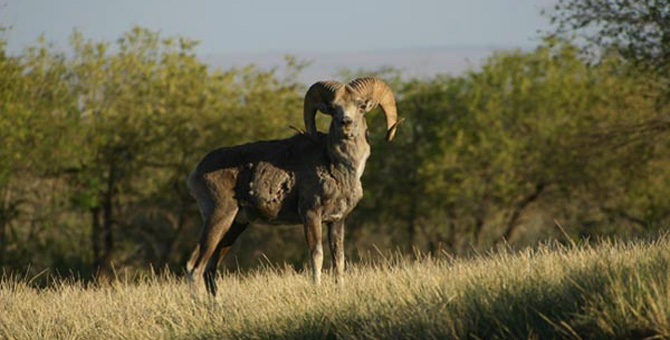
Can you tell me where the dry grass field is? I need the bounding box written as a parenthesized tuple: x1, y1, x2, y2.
(2, 236, 670, 340)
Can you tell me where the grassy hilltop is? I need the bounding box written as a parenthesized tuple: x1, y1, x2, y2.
(2, 235, 669, 340)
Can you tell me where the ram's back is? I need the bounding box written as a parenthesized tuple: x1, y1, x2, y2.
(193, 133, 328, 224)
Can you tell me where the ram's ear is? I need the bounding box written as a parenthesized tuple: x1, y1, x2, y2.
(363, 99, 377, 113)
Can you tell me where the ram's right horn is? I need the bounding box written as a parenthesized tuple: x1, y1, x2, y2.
(346, 78, 399, 141)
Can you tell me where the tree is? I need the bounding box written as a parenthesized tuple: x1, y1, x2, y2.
(66, 27, 305, 276)
(357, 41, 670, 253)
(545, 0, 670, 73)
(544, 0, 670, 236)
(0, 36, 82, 269)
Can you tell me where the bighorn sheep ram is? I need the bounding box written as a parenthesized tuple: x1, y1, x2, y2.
(186, 77, 400, 296)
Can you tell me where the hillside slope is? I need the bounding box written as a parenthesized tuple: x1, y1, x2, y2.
(2, 236, 669, 339)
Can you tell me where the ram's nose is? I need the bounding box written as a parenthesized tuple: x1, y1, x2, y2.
(341, 116, 353, 126)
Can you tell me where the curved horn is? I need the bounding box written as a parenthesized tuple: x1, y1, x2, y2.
(346, 77, 399, 141)
(303, 80, 344, 136)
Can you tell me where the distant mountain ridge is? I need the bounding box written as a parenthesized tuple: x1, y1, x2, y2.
(200, 45, 529, 83)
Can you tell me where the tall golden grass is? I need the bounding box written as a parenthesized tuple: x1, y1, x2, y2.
(2, 236, 669, 339)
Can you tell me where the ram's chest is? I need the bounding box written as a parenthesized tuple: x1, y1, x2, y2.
(318, 145, 369, 223)
(319, 174, 363, 223)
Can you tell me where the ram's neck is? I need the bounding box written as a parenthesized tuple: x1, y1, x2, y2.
(327, 131, 371, 181)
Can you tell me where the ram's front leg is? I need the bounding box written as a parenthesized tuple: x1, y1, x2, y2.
(328, 220, 345, 284)
(303, 210, 323, 284)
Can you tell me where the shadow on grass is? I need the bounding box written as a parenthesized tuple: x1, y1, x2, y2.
(183, 242, 670, 340)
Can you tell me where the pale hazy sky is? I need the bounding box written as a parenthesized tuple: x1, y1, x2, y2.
(2, 0, 555, 55)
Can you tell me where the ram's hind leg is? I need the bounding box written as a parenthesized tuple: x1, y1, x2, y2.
(204, 220, 248, 296)
(187, 200, 239, 297)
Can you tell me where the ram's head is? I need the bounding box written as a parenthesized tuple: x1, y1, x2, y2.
(303, 77, 400, 142)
